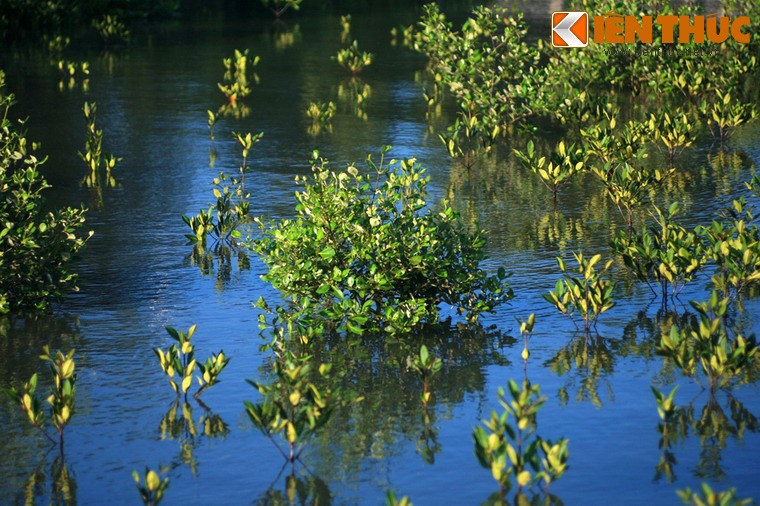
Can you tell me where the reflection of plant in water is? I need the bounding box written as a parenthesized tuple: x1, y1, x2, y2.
(677, 483, 753, 506)
(339, 14, 351, 43)
(273, 24, 301, 50)
(305, 101, 336, 136)
(656, 292, 757, 392)
(411, 344, 442, 407)
(545, 335, 615, 407)
(416, 408, 440, 465)
(158, 399, 228, 476)
(132, 467, 169, 506)
(473, 380, 569, 500)
(207, 110, 216, 141)
(543, 252, 616, 335)
(19, 458, 76, 506)
(55, 60, 89, 92)
(337, 78, 371, 120)
(651, 386, 688, 483)
(255, 473, 332, 506)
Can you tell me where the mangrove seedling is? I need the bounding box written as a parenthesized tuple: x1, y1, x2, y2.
(250, 147, 513, 335)
(218, 49, 260, 104)
(412, 345, 442, 407)
(261, 0, 303, 18)
(154, 325, 231, 399)
(233, 131, 264, 192)
(592, 162, 667, 229)
(333, 40, 374, 76)
(677, 483, 753, 506)
(92, 15, 130, 44)
(244, 353, 337, 463)
(514, 140, 585, 204)
(652, 386, 680, 425)
(305, 101, 336, 125)
(611, 203, 706, 301)
(132, 468, 169, 506)
(207, 110, 216, 141)
(473, 380, 569, 496)
(386, 491, 413, 506)
(518, 313, 536, 361)
(701, 90, 757, 144)
(79, 102, 119, 188)
(6, 346, 77, 456)
(656, 292, 757, 391)
(183, 171, 251, 249)
(646, 111, 696, 165)
(543, 253, 616, 335)
(439, 101, 499, 170)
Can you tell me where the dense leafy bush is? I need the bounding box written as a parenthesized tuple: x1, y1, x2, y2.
(0, 73, 90, 314)
(251, 147, 512, 335)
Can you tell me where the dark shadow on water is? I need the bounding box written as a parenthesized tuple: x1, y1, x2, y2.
(255, 472, 337, 506)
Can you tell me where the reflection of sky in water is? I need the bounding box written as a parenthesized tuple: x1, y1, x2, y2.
(0, 6, 759, 506)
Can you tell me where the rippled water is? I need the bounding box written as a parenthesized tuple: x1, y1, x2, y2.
(1, 5, 760, 506)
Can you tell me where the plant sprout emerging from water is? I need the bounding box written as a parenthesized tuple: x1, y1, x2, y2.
(701, 90, 757, 144)
(518, 313, 536, 361)
(6, 346, 77, 457)
(677, 483, 753, 506)
(333, 40, 374, 76)
(154, 325, 231, 399)
(656, 292, 757, 392)
(473, 380, 569, 497)
(218, 49, 260, 104)
(305, 101, 336, 124)
(386, 491, 413, 506)
(79, 102, 119, 188)
(514, 140, 584, 204)
(233, 131, 264, 193)
(244, 352, 339, 463)
(207, 110, 216, 141)
(412, 345, 442, 407)
(646, 111, 696, 165)
(543, 253, 616, 335)
(132, 468, 169, 506)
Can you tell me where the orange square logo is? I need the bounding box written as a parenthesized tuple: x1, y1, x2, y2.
(552, 12, 589, 47)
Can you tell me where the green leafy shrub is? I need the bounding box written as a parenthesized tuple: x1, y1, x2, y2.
(333, 40, 374, 76)
(132, 468, 169, 506)
(217, 49, 260, 104)
(0, 73, 90, 314)
(92, 14, 130, 44)
(251, 146, 513, 335)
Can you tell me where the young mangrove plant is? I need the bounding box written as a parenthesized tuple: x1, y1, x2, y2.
(592, 162, 667, 230)
(0, 73, 90, 314)
(218, 49, 260, 105)
(333, 40, 374, 76)
(519, 313, 536, 362)
(701, 89, 757, 144)
(6, 346, 77, 457)
(261, 0, 303, 18)
(697, 198, 760, 300)
(473, 380, 569, 497)
(513, 140, 585, 204)
(207, 110, 216, 141)
(244, 352, 338, 463)
(677, 483, 753, 506)
(79, 101, 119, 188)
(646, 111, 696, 165)
(543, 253, 616, 335)
(411, 345, 442, 407)
(92, 14, 130, 44)
(55, 60, 89, 92)
(386, 491, 413, 506)
(233, 130, 263, 193)
(656, 292, 757, 392)
(611, 203, 706, 301)
(154, 325, 231, 399)
(250, 147, 513, 335)
(132, 468, 169, 506)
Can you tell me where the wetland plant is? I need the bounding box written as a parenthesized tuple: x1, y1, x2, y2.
(386, 491, 413, 506)
(701, 90, 757, 144)
(411, 345, 442, 407)
(261, 0, 303, 18)
(0, 75, 90, 314)
(154, 325, 231, 399)
(677, 483, 752, 506)
(79, 101, 119, 188)
(6, 346, 77, 456)
(473, 380, 569, 497)
(333, 40, 373, 76)
(305, 101, 336, 124)
(543, 253, 616, 335)
(646, 111, 696, 165)
(339, 14, 351, 43)
(132, 468, 169, 506)
(513, 140, 585, 204)
(518, 313, 536, 361)
(251, 147, 513, 335)
(207, 110, 216, 141)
